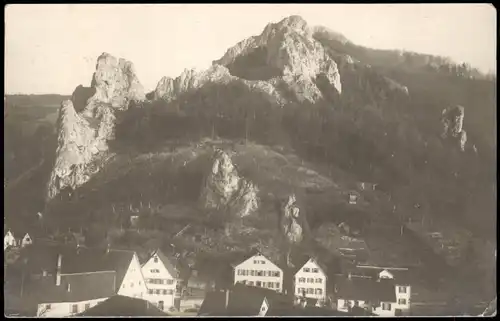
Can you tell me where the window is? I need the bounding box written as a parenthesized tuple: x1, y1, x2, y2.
(275, 282, 279, 288)
(398, 299, 407, 305)
(148, 289, 153, 295)
(45, 304, 51, 310)
(150, 269, 160, 273)
(154, 257, 158, 263)
(167, 279, 174, 285)
(312, 268, 319, 273)
(261, 306, 266, 312)
(303, 268, 310, 272)
(238, 269, 242, 275)
(155, 289, 161, 295)
(167, 290, 173, 295)
(256, 281, 262, 287)
(130, 282, 134, 287)
(163, 290, 167, 295)
(299, 277, 305, 283)
(274, 271, 280, 277)
(315, 288, 323, 295)
(260, 260, 265, 264)
(382, 303, 392, 311)
(248, 281, 254, 286)
(254, 260, 258, 264)
(251, 270, 255, 276)
(85, 303, 90, 310)
(297, 288, 302, 294)
(307, 288, 314, 294)
(307, 278, 314, 283)
(139, 281, 141, 285)
(315, 278, 322, 283)
(398, 286, 407, 294)
(71, 304, 78, 314)
(268, 282, 274, 288)
(257, 270, 263, 276)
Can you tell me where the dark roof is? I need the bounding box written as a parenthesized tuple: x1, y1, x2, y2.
(143, 248, 178, 278)
(232, 283, 293, 311)
(335, 275, 396, 302)
(78, 295, 169, 316)
(23, 272, 117, 304)
(198, 285, 270, 316)
(59, 247, 135, 291)
(268, 306, 372, 316)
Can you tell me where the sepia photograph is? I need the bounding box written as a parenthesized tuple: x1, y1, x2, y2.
(4, 3, 497, 317)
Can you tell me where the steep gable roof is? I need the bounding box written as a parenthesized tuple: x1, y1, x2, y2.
(23, 271, 117, 305)
(78, 295, 169, 316)
(59, 247, 135, 291)
(143, 248, 178, 278)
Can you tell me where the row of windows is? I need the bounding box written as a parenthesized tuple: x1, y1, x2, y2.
(253, 260, 266, 264)
(302, 267, 320, 273)
(297, 277, 322, 284)
(67, 301, 101, 314)
(241, 280, 280, 289)
(147, 278, 175, 285)
(237, 269, 280, 277)
(150, 269, 161, 273)
(148, 289, 174, 295)
(297, 288, 323, 295)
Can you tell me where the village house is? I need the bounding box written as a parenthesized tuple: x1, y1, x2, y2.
(20, 245, 148, 317)
(4, 229, 33, 250)
(77, 295, 169, 316)
(141, 248, 179, 312)
(232, 251, 284, 292)
(334, 265, 413, 316)
(4, 230, 17, 250)
(334, 274, 398, 316)
(198, 284, 271, 316)
(290, 256, 328, 305)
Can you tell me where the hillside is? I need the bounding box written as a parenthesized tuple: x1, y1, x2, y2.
(5, 15, 496, 307)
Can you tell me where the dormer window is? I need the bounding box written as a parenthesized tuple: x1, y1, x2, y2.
(303, 268, 310, 272)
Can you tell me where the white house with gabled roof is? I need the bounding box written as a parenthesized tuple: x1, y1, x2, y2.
(22, 245, 149, 317)
(232, 251, 283, 293)
(4, 230, 16, 250)
(141, 249, 179, 311)
(292, 256, 327, 303)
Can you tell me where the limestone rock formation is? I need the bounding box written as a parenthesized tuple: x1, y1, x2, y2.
(280, 194, 303, 245)
(153, 64, 285, 105)
(46, 53, 145, 201)
(200, 149, 259, 218)
(441, 105, 467, 151)
(214, 15, 342, 103)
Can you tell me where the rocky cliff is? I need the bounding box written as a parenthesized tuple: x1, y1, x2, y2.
(153, 16, 342, 106)
(441, 105, 467, 151)
(280, 194, 304, 245)
(200, 149, 259, 218)
(46, 53, 145, 200)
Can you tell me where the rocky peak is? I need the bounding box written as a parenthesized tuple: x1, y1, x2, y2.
(46, 53, 145, 201)
(441, 105, 467, 151)
(280, 194, 304, 245)
(213, 15, 342, 103)
(200, 149, 259, 218)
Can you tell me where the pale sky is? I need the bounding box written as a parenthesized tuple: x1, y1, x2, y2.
(4, 4, 497, 94)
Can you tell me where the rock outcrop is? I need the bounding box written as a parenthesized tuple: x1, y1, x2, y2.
(214, 15, 342, 103)
(200, 149, 259, 218)
(153, 64, 285, 105)
(441, 105, 467, 151)
(46, 53, 145, 201)
(280, 194, 304, 245)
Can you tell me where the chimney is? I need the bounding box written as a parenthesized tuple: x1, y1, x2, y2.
(56, 254, 62, 286)
(225, 289, 230, 310)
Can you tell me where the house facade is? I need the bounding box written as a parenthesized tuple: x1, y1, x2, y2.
(335, 274, 398, 317)
(141, 249, 179, 311)
(27, 246, 148, 317)
(293, 258, 327, 302)
(378, 269, 411, 315)
(21, 233, 33, 248)
(4, 230, 16, 249)
(233, 252, 283, 293)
